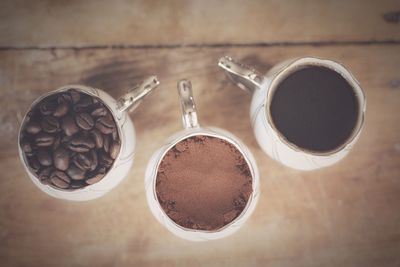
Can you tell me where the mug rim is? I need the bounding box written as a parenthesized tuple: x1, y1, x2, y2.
(147, 127, 260, 239)
(263, 57, 366, 156)
(18, 84, 124, 193)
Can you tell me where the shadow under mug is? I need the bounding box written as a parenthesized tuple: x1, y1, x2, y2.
(18, 76, 159, 201)
(218, 56, 366, 170)
(145, 80, 260, 241)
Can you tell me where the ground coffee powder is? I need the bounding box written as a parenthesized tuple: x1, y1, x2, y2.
(155, 135, 253, 231)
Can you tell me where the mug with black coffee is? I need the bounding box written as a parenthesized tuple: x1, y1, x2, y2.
(218, 56, 366, 170)
(145, 80, 260, 241)
(18, 76, 159, 201)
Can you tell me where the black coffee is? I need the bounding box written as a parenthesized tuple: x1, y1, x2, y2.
(270, 66, 358, 152)
(19, 89, 121, 190)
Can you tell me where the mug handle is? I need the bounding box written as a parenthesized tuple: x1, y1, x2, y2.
(177, 79, 199, 129)
(116, 75, 160, 113)
(218, 56, 265, 94)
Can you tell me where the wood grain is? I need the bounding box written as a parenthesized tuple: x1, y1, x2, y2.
(0, 0, 399, 47)
(0, 45, 399, 267)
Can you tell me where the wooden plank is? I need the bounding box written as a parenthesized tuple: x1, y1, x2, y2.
(0, 45, 400, 267)
(0, 0, 399, 47)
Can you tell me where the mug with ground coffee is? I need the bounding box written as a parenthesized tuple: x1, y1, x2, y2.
(218, 56, 366, 170)
(145, 80, 260, 241)
(18, 76, 159, 201)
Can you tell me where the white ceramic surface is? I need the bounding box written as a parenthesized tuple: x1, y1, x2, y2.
(219, 57, 366, 170)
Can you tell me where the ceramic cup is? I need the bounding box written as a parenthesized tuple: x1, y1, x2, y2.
(218, 56, 366, 170)
(18, 76, 160, 201)
(145, 80, 260, 241)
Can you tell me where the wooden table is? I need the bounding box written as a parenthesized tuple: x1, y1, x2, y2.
(1, 1, 399, 266)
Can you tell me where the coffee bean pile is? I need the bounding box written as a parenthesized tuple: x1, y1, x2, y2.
(19, 89, 121, 190)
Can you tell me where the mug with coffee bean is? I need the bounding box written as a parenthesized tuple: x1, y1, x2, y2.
(18, 76, 160, 201)
(218, 56, 366, 170)
(145, 80, 260, 241)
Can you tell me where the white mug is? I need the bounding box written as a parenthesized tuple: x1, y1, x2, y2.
(218, 56, 366, 170)
(145, 80, 260, 241)
(18, 76, 160, 201)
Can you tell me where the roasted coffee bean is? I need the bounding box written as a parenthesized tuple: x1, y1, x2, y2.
(73, 95, 92, 111)
(41, 179, 51, 185)
(68, 135, 95, 152)
(53, 99, 69, 117)
(109, 141, 121, 159)
(89, 150, 98, 171)
(70, 181, 85, 189)
(98, 166, 107, 174)
(91, 106, 107, 118)
(25, 120, 41, 134)
(100, 152, 113, 167)
(67, 165, 86, 180)
(75, 113, 94, 130)
(38, 167, 53, 182)
(85, 172, 105, 185)
(50, 171, 70, 189)
(90, 129, 103, 149)
(86, 166, 106, 185)
(62, 115, 79, 136)
(95, 116, 115, 134)
(20, 139, 32, 153)
(73, 153, 92, 171)
(34, 133, 55, 147)
(103, 135, 110, 153)
(39, 100, 56, 115)
(53, 147, 70, 171)
(41, 116, 60, 133)
(37, 148, 52, 166)
(51, 179, 69, 189)
(112, 130, 118, 141)
(28, 157, 41, 171)
(25, 149, 35, 157)
(25, 152, 35, 158)
(52, 136, 61, 150)
(58, 93, 72, 104)
(70, 90, 81, 104)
